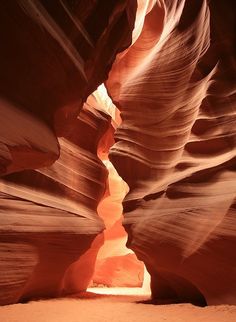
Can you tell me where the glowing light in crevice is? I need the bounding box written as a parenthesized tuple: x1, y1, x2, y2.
(87, 83, 151, 294)
(87, 83, 122, 128)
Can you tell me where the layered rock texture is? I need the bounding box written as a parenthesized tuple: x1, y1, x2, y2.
(0, 0, 136, 305)
(0, 0, 236, 307)
(88, 86, 144, 288)
(106, 0, 236, 305)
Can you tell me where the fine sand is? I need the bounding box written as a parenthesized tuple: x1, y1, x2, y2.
(0, 288, 235, 322)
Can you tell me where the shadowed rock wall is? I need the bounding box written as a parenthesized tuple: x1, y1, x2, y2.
(0, 0, 235, 306)
(106, 0, 236, 305)
(0, 0, 136, 305)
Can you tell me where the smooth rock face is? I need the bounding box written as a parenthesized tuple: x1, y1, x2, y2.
(0, 0, 136, 305)
(0, 105, 109, 304)
(1, 0, 236, 307)
(92, 159, 144, 287)
(92, 253, 144, 287)
(0, 0, 136, 174)
(106, 0, 236, 305)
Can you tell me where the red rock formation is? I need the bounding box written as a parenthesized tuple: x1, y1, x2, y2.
(106, 0, 236, 305)
(0, 0, 136, 305)
(93, 160, 144, 287)
(88, 86, 144, 288)
(92, 253, 143, 287)
(1, 0, 236, 307)
(0, 0, 136, 174)
(0, 104, 109, 304)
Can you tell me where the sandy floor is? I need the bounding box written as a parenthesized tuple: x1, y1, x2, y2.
(0, 288, 236, 322)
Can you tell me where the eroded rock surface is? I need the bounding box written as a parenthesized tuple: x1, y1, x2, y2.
(0, 105, 109, 304)
(0, 0, 235, 306)
(0, 0, 136, 305)
(106, 0, 236, 305)
(0, 0, 136, 175)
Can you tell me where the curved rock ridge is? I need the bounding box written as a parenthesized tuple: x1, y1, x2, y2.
(87, 86, 144, 288)
(0, 104, 112, 304)
(93, 160, 144, 287)
(0, 0, 136, 174)
(0, 98, 60, 175)
(0, 0, 137, 305)
(1, 0, 235, 307)
(106, 0, 236, 304)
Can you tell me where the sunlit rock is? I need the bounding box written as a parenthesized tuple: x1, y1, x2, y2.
(0, 0, 235, 307)
(106, 0, 236, 305)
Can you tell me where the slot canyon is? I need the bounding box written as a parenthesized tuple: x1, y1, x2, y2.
(0, 1, 236, 321)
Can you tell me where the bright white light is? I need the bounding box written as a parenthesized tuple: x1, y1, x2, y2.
(87, 286, 150, 296)
(93, 84, 117, 120)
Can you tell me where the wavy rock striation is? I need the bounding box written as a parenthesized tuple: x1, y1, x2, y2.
(106, 0, 236, 305)
(0, 0, 136, 174)
(0, 0, 136, 305)
(0, 104, 109, 304)
(1, 0, 235, 307)
(87, 86, 144, 288)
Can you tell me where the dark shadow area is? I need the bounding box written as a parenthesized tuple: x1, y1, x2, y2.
(136, 297, 207, 307)
(149, 270, 207, 307)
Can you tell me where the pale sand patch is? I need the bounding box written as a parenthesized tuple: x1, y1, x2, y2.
(0, 288, 235, 322)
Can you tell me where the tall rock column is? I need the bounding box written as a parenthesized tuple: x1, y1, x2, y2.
(0, 0, 137, 305)
(106, 0, 236, 305)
